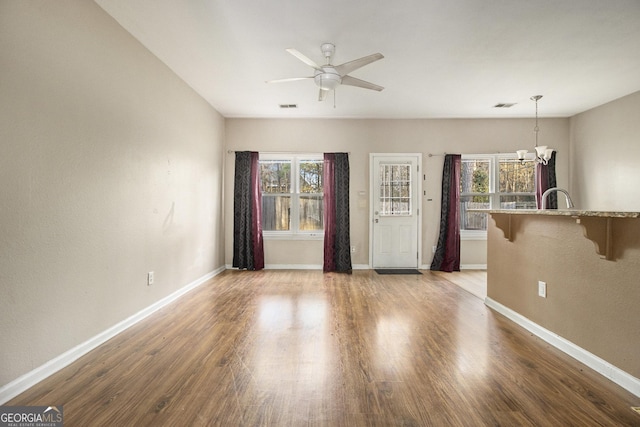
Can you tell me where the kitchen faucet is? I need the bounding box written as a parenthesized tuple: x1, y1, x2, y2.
(541, 187, 574, 209)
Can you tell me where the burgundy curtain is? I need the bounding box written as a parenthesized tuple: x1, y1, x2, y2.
(232, 151, 264, 270)
(323, 153, 352, 273)
(535, 151, 557, 209)
(250, 152, 264, 268)
(430, 154, 461, 272)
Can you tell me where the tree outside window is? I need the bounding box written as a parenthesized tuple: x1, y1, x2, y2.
(460, 154, 535, 234)
(260, 155, 324, 236)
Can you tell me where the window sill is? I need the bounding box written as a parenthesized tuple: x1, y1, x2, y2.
(263, 232, 324, 241)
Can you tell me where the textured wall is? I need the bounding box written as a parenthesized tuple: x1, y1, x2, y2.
(487, 214, 640, 378)
(0, 1, 225, 387)
(570, 91, 640, 211)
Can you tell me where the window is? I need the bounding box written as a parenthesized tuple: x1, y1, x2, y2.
(460, 154, 536, 237)
(259, 154, 324, 238)
(379, 163, 412, 216)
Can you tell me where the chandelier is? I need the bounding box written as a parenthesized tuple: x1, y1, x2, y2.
(517, 95, 554, 165)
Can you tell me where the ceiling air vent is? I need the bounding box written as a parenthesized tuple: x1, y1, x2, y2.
(494, 103, 517, 108)
(279, 104, 298, 109)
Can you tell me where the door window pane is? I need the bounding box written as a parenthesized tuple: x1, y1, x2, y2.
(379, 164, 411, 216)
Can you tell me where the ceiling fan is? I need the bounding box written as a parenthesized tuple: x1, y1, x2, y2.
(267, 43, 384, 101)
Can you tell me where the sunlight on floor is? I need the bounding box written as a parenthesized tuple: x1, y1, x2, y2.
(432, 270, 487, 299)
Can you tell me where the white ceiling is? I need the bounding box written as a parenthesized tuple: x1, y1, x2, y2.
(95, 0, 640, 119)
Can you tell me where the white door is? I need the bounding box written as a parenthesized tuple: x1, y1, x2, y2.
(370, 154, 421, 268)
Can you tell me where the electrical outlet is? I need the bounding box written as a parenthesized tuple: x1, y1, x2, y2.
(538, 281, 546, 298)
(147, 271, 154, 286)
(432, 246, 437, 253)
(351, 246, 356, 253)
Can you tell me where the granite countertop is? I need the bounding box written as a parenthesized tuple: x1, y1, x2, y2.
(482, 209, 640, 218)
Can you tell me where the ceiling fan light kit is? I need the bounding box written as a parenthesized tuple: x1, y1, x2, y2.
(267, 42, 384, 103)
(315, 69, 341, 91)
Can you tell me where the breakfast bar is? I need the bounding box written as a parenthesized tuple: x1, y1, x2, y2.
(488, 209, 640, 260)
(484, 209, 640, 394)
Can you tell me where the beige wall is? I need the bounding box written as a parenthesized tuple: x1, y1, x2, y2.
(224, 118, 570, 268)
(487, 214, 640, 378)
(483, 91, 640, 389)
(570, 91, 640, 210)
(0, 2, 225, 387)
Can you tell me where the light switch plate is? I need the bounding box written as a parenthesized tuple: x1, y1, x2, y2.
(538, 281, 546, 298)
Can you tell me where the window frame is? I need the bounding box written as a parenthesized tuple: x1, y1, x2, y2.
(259, 153, 325, 240)
(460, 153, 536, 240)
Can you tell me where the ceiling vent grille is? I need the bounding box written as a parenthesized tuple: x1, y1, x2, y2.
(494, 103, 517, 108)
(279, 104, 298, 109)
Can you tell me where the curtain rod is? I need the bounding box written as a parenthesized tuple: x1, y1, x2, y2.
(227, 150, 350, 154)
(428, 151, 513, 157)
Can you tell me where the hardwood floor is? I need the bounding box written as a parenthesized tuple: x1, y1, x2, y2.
(431, 270, 487, 300)
(8, 270, 639, 426)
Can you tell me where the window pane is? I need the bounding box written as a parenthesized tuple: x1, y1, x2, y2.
(262, 195, 290, 231)
(260, 160, 291, 194)
(379, 164, 411, 216)
(461, 159, 490, 194)
(499, 159, 535, 193)
(299, 195, 323, 231)
(460, 195, 489, 231)
(500, 195, 537, 209)
(299, 160, 323, 193)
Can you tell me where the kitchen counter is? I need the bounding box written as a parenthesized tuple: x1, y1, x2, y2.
(483, 209, 640, 260)
(485, 209, 640, 218)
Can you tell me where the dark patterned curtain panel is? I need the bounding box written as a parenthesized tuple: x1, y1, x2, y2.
(233, 151, 264, 270)
(323, 153, 352, 273)
(431, 154, 461, 272)
(535, 151, 558, 209)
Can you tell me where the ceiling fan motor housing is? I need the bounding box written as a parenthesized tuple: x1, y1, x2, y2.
(321, 42, 335, 60)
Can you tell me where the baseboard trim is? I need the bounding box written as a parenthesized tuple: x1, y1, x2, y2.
(421, 264, 487, 270)
(485, 297, 640, 397)
(460, 264, 487, 270)
(225, 264, 371, 270)
(0, 267, 225, 405)
(265, 264, 321, 270)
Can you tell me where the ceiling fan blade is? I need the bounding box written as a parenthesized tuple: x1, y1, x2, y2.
(318, 89, 329, 101)
(334, 53, 383, 76)
(286, 48, 322, 71)
(341, 75, 384, 91)
(266, 77, 313, 84)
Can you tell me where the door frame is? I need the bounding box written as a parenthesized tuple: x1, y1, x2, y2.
(369, 153, 423, 268)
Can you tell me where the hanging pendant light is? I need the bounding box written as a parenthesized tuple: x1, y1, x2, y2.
(517, 95, 554, 165)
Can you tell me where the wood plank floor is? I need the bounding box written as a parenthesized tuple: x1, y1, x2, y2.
(8, 270, 639, 426)
(432, 270, 487, 300)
